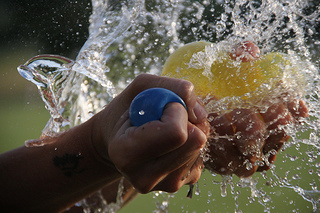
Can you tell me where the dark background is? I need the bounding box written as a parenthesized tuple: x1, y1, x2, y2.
(0, 0, 92, 58)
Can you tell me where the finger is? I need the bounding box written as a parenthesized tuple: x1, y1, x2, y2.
(260, 103, 294, 130)
(139, 121, 206, 193)
(152, 156, 203, 193)
(206, 113, 239, 175)
(256, 133, 290, 172)
(205, 136, 259, 177)
(152, 122, 207, 174)
(208, 112, 235, 135)
(194, 119, 211, 137)
(257, 103, 293, 172)
(259, 103, 293, 154)
(117, 120, 206, 194)
(286, 99, 309, 120)
(184, 156, 204, 185)
(230, 41, 260, 62)
(226, 109, 266, 156)
(125, 74, 208, 124)
(112, 102, 189, 164)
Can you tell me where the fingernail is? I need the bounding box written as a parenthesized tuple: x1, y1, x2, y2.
(194, 101, 207, 122)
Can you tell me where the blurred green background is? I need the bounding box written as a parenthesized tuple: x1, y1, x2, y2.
(0, 0, 91, 153)
(0, 1, 318, 212)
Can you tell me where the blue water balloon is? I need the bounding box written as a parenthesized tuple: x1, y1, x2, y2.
(129, 88, 186, 126)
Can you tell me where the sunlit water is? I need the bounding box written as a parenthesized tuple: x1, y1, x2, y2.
(17, 0, 320, 212)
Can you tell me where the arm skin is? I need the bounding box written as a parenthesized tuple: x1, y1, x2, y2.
(0, 118, 121, 212)
(0, 74, 209, 212)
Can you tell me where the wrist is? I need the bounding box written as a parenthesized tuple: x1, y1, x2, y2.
(87, 110, 118, 172)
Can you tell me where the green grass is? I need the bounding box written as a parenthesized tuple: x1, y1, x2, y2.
(0, 99, 50, 153)
(119, 167, 315, 213)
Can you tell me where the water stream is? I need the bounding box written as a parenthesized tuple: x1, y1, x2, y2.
(18, 0, 320, 212)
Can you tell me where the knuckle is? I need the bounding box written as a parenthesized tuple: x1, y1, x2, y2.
(161, 180, 183, 193)
(187, 175, 200, 185)
(166, 123, 188, 146)
(178, 80, 195, 101)
(134, 73, 150, 82)
(195, 128, 208, 149)
(167, 184, 181, 193)
(134, 182, 153, 194)
(126, 172, 156, 194)
(188, 125, 208, 150)
(187, 171, 202, 186)
(131, 74, 152, 90)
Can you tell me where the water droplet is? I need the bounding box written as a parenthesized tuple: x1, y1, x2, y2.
(195, 183, 201, 196)
(245, 160, 253, 170)
(292, 174, 301, 180)
(289, 155, 299, 161)
(262, 195, 271, 203)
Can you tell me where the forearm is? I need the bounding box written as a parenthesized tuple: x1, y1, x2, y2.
(0, 74, 210, 212)
(0, 117, 121, 212)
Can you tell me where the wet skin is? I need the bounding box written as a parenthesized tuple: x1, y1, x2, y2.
(205, 97, 308, 177)
(203, 41, 309, 177)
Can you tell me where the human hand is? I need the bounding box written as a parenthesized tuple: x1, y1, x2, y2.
(92, 74, 209, 193)
(204, 96, 308, 177)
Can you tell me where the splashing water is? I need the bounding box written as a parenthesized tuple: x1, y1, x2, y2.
(18, 55, 75, 139)
(18, 0, 320, 212)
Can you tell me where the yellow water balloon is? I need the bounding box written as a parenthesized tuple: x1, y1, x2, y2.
(161, 41, 293, 100)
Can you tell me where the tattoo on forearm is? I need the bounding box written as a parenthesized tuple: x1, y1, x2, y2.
(53, 153, 85, 177)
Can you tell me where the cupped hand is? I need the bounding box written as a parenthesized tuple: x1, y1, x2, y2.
(204, 96, 308, 177)
(92, 74, 209, 193)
